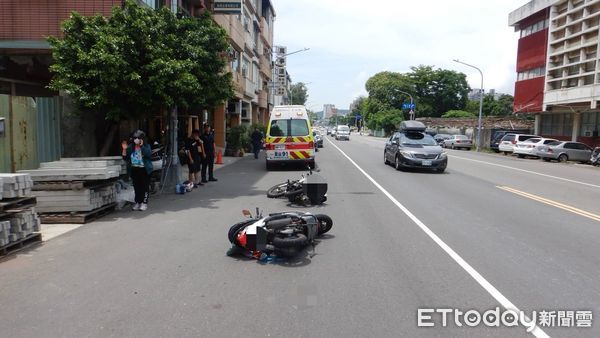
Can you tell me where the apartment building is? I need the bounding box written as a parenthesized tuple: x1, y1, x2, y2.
(209, 0, 275, 148)
(509, 0, 600, 146)
(0, 0, 276, 153)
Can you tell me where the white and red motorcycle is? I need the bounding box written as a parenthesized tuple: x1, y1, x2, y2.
(228, 209, 333, 258)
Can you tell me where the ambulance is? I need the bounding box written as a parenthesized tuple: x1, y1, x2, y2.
(265, 105, 315, 170)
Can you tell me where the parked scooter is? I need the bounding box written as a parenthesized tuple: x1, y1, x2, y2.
(591, 147, 600, 166)
(228, 208, 333, 258)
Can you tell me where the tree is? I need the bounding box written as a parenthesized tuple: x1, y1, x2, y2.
(408, 65, 471, 117)
(482, 93, 514, 116)
(48, 0, 233, 130)
(442, 110, 477, 118)
(289, 82, 309, 105)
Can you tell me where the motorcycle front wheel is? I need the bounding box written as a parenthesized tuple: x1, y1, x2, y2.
(315, 214, 333, 235)
(267, 182, 288, 198)
(228, 220, 255, 244)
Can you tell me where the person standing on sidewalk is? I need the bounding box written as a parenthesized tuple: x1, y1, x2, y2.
(185, 129, 205, 188)
(251, 127, 264, 159)
(122, 130, 153, 211)
(200, 124, 217, 183)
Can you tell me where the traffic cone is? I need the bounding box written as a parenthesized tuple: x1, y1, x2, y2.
(216, 150, 224, 165)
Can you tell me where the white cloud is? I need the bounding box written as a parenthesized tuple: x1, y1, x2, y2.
(273, 0, 528, 111)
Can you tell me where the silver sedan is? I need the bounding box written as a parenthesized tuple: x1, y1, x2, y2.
(535, 141, 593, 163)
(443, 135, 473, 150)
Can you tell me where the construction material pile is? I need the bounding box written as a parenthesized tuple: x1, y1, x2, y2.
(0, 173, 41, 255)
(18, 158, 124, 224)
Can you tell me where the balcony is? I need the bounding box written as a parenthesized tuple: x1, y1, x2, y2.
(232, 72, 245, 97)
(245, 77, 257, 100)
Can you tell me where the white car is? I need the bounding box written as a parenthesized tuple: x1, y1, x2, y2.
(498, 134, 539, 154)
(335, 125, 350, 140)
(513, 138, 558, 158)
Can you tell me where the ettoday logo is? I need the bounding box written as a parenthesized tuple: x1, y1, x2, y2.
(418, 308, 593, 332)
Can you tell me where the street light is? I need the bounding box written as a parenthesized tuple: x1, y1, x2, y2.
(393, 88, 415, 120)
(453, 59, 484, 152)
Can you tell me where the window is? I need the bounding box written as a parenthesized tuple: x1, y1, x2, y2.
(517, 67, 545, 81)
(401, 133, 437, 146)
(268, 119, 309, 137)
(520, 19, 549, 38)
(230, 49, 240, 73)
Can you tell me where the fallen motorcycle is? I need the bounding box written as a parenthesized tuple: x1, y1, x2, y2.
(266, 168, 328, 205)
(228, 209, 333, 258)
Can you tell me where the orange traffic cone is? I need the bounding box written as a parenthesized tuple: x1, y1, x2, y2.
(216, 150, 224, 165)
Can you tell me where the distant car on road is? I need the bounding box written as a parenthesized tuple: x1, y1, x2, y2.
(535, 141, 593, 163)
(498, 134, 539, 154)
(443, 135, 473, 150)
(330, 127, 337, 137)
(512, 138, 557, 158)
(433, 134, 452, 146)
(335, 125, 350, 140)
(384, 121, 447, 173)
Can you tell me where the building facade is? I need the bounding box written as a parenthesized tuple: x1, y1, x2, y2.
(0, 0, 276, 154)
(210, 0, 275, 149)
(509, 0, 600, 146)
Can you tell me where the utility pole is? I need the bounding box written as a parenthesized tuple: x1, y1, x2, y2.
(453, 59, 484, 152)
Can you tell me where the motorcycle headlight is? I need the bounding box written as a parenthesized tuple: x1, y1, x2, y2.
(438, 152, 447, 159)
(400, 151, 413, 158)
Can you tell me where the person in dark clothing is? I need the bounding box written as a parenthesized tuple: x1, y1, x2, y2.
(251, 127, 264, 159)
(185, 130, 205, 187)
(200, 124, 217, 183)
(122, 130, 153, 211)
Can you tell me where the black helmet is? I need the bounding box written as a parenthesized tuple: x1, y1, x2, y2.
(132, 130, 146, 139)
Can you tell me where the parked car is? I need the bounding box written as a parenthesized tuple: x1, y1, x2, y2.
(443, 135, 473, 150)
(313, 130, 324, 148)
(512, 138, 557, 158)
(335, 125, 350, 140)
(490, 130, 529, 153)
(433, 134, 452, 146)
(498, 134, 539, 154)
(384, 121, 447, 173)
(535, 141, 593, 163)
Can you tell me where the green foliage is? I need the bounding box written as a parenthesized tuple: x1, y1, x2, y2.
(465, 99, 480, 114)
(48, 0, 233, 121)
(442, 110, 477, 118)
(361, 66, 471, 132)
(486, 94, 514, 116)
(227, 125, 250, 151)
(289, 82, 309, 106)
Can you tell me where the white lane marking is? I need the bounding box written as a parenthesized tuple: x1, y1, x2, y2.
(450, 155, 600, 189)
(326, 138, 549, 338)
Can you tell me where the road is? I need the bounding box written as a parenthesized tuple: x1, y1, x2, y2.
(1, 133, 599, 337)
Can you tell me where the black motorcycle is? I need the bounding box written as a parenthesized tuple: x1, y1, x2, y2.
(228, 209, 333, 258)
(266, 168, 328, 205)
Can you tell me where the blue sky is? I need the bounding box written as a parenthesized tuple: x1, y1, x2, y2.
(273, 0, 529, 111)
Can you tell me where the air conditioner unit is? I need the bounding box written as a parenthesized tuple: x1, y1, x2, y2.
(276, 47, 286, 54)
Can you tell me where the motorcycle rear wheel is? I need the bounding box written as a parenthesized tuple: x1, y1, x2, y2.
(273, 233, 308, 248)
(315, 214, 333, 235)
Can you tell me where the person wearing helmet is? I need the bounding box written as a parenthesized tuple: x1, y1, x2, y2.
(121, 130, 153, 211)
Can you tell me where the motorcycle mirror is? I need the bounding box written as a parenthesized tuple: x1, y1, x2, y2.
(242, 210, 252, 218)
(256, 207, 260, 218)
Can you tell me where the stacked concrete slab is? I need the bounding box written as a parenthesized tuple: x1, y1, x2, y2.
(0, 174, 34, 199)
(0, 209, 40, 247)
(0, 173, 40, 250)
(19, 159, 124, 219)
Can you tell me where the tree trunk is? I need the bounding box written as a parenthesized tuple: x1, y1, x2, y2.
(99, 122, 119, 156)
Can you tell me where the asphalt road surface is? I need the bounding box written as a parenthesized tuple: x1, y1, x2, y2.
(1, 133, 599, 337)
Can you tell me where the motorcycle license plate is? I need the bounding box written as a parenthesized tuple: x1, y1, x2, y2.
(274, 151, 289, 159)
(275, 144, 285, 150)
(422, 160, 432, 166)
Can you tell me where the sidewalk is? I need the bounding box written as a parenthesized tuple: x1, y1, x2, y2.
(41, 154, 250, 242)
